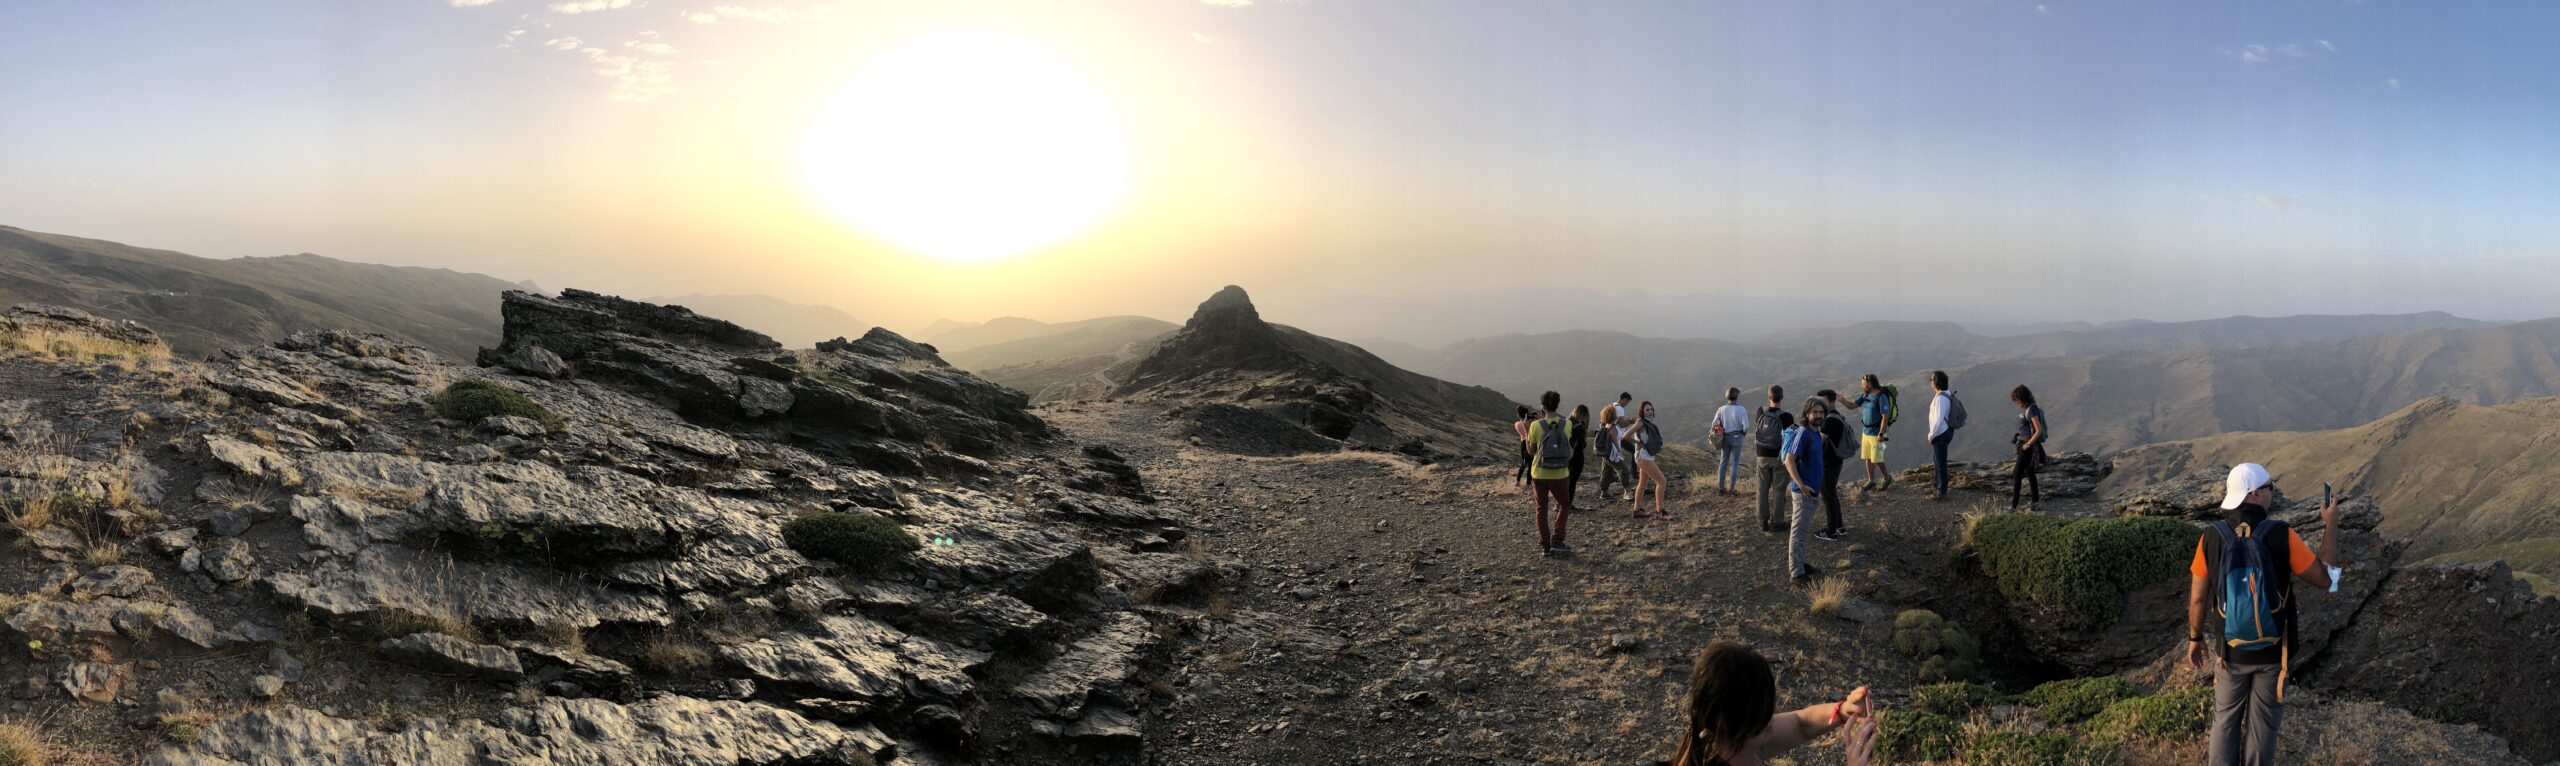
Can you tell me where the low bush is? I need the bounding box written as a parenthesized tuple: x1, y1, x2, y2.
(1875, 710, 1961, 764)
(0, 720, 45, 766)
(2087, 686, 2211, 742)
(1963, 728, 2112, 766)
(1912, 681, 1997, 719)
(431, 380, 560, 429)
(1973, 514, 2196, 630)
(2022, 676, 2136, 724)
(783, 512, 921, 569)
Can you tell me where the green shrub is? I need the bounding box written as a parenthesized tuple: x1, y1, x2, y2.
(1963, 728, 2112, 766)
(2022, 676, 2136, 724)
(1893, 609, 1982, 682)
(2087, 686, 2211, 742)
(1912, 681, 1997, 719)
(783, 512, 920, 569)
(1876, 711, 1962, 764)
(1973, 514, 2197, 630)
(431, 380, 561, 429)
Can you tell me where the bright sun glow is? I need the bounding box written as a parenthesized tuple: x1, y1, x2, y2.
(802, 32, 1132, 263)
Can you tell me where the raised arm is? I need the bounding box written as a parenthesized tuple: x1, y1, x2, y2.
(1755, 687, 1871, 752)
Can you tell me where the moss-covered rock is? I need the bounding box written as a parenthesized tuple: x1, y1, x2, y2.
(2021, 676, 2136, 724)
(431, 380, 561, 429)
(1912, 681, 1998, 719)
(1973, 514, 2196, 630)
(1963, 728, 2113, 766)
(1892, 609, 1982, 682)
(782, 512, 920, 570)
(2087, 686, 2211, 742)
(1876, 710, 1961, 764)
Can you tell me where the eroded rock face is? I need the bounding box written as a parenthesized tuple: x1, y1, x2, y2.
(2303, 561, 2560, 762)
(1, 304, 164, 350)
(1896, 450, 2111, 499)
(148, 696, 889, 766)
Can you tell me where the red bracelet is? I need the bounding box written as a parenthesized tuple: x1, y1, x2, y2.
(1828, 702, 1845, 725)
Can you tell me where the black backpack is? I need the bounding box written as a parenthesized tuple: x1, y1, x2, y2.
(1943, 391, 1969, 431)
(1753, 408, 1790, 455)
(1635, 420, 1664, 455)
(1534, 417, 1573, 470)
(1826, 412, 1858, 461)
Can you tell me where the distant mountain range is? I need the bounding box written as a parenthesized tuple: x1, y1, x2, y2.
(2107, 395, 2560, 593)
(922, 315, 1178, 372)
(643, 293, 866, 349)
(0, 225, 529, 359)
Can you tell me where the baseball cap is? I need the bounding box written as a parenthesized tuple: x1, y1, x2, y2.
(2220, 463, 2272, 510)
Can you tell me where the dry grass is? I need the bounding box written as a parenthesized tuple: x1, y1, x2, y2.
(640, 634, 713, 673)
(205, 481, 280, 513)
(155, 709, 216, 744)
(1959, 503, 1996, 547)
(311, 481, 426, 509)
(531, 622, 586, 655)
(79, 541, 123, 568)
(1, 329, 171, 363)
(0, 721, 46, 766)
(1807, 577, 1849, 618)
(0, 592, 40, 615)
(4, 495, 57, 536)
(1205, 595, 1234, 621)
(374, 607, 480, 644)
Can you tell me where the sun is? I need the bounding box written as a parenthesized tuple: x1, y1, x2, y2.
(801, 32, 1133, 263)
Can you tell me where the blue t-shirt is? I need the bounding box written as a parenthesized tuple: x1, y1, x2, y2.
(1787, 425, 1827, 493)
(1856, 392, 1888, 435)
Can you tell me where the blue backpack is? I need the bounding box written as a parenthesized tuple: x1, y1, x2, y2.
(2208, 519, 2291, 653)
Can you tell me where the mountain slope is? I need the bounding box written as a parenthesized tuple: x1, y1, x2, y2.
(0, 224, 524, 358)
(2104, 395, 2560, 586)
(942, 316, 1175, 372)
(1096, 286, 1516, 457)
(643, 294, 864, 348)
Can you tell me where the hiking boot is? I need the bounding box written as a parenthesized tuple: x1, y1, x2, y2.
(1792, 566, 1821, 586)
(1547, 542, 1574, 557)
(1813, 530, 1840, 542)
(1881, 476, 1895, 491)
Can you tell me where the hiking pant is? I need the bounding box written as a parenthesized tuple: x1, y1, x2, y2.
(2209, 661, 2284, 766)
(1755, 455, 1786, 530)
(1598, 458, 1624, 498)
(1787, 490, 1819, 578)
(1566, 464, 1584, 507)
(1821, 455, 1845, 534)
(2011, 448, 2041, 510)
(1716, 433, 1746, 490)
(1514, 445, 1531, 484)
(1930, 432, 1953, 496)
(1532, 477, 1572, 549)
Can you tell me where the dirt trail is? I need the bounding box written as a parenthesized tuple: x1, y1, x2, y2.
(1043, 402, 2048, 766)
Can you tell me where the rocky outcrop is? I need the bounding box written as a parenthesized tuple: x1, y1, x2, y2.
(1895, 450, 2110, 499)
(0, 295, 1188, 763)
(1, 303, 165, 350)
(2302, 560, 2560, 762)
(476, 289, 1047, 472)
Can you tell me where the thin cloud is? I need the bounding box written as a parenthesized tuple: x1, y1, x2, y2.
(549, 0, 634, 15)
(2316, 39, 2337, 53)
(2252, 194, 2303, 208)
(2384, 77, 2401, 90)
(1192, 31, 1217, 44)
(691, 4, 825, 24)
(627, 39, 677, 55)
(451, 0, 502, 6)
(2034, 4, 2048, 15)
(544, 36, 583, 50)
(1200, 0, 1255, 6)
(2221, 41, 2333, 64)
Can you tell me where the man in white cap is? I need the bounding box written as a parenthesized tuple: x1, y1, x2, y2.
(2185, 463, 2351, 766)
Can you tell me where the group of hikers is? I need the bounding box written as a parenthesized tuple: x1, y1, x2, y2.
(1509, 377, 2360, 766)
(1510, 371, 2052, 580)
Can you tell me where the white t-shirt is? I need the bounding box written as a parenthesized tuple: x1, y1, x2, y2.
(1712, 404, 1751, 437)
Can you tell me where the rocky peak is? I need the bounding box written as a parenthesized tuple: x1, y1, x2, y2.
(1184, 285, 1264, 333)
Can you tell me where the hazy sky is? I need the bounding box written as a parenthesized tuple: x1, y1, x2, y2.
(4, 0, 2556, 333)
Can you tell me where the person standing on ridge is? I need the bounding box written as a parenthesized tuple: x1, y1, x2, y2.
(1668, 641, 1876, 766)
(1815, 390, 1856, 541)
(1852, 374, 1896, 493)
(1924, 371, 1963, 501)
(1752, 386, 1795, 533)
(1626, 401, 1672, 520)
(1566, 404, 1592, 510)
(1711, 387, 1751, 496)
(2186, 463, 2354, 766)
(1782, 397, 1830, 584)
(1601, 392, 1636, 501)
(1513, 405, 1534, 488)
(2009, 385, 2048, 512)
(1525, 391, 1577, 557)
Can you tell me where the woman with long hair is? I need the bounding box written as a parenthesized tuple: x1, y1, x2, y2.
(2010, 384, 2048, 512)
(1670, 642, 1876, 766)
(1627, 401, 1672, 520)
(1567, 404, 1592, 506)
(1513, 405, 1534, 487)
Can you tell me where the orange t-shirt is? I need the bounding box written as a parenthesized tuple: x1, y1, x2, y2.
(2190, 527, 2316, 578)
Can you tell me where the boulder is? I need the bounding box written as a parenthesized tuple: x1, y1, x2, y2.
(202, 435, 300, 486)
(717, 614, 983, 705)
(64, 565, 154, 599)
(57, 661, 131, 704)
(1014, 613, 1156, 720)
(2301, 561, 2560, 762)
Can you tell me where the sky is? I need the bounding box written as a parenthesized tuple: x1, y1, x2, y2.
(3, 0, 2556, 336)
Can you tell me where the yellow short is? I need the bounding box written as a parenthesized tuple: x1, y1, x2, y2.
(1860, 434, 1886, 462)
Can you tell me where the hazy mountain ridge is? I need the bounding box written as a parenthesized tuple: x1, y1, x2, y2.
(2105, 394, 2560, 590)
(643, 293, 866, 348)
(941, 316, 1175, 372)
(0, 225, 523, 359)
